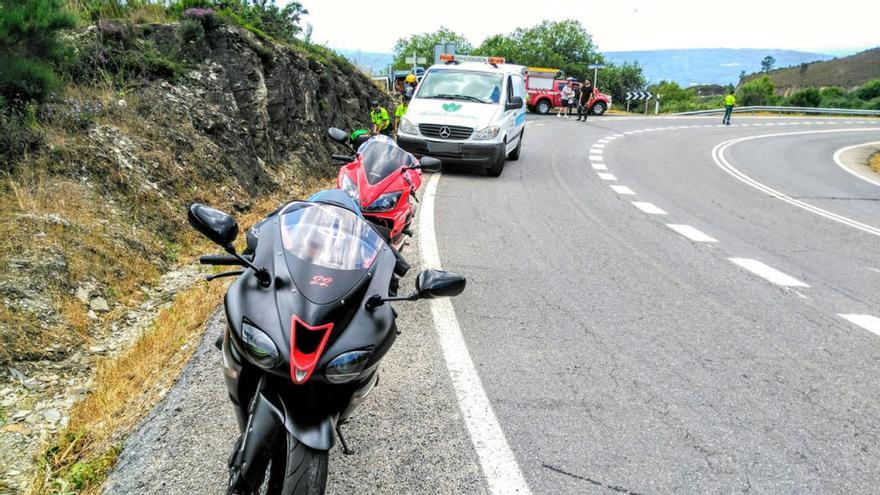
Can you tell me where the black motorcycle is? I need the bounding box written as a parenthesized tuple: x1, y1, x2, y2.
(188, 189, 466, 494)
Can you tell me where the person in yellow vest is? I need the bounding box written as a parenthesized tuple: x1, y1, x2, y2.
(370, 100, 390, 136)
(393, 94, 410, 137)
(404, 73, 417, 97)
(723, 90, 736, 125)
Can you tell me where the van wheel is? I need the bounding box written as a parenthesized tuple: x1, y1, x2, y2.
(536, 100, 551, 115)
(486, 141, 506, 177)
(508, 131, 523, 161)
(591, 101, 607, 115)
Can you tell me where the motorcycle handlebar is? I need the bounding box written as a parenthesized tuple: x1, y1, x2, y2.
(331, 154, 355, 163)
(199, 254, 251, 266)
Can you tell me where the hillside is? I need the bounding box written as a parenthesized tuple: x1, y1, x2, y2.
(750, 47, 880, 94)
(0, 18, 389, 493)
(603, 48, 834, 86)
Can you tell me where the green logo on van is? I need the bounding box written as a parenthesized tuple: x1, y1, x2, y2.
(442, 103, 462, 112)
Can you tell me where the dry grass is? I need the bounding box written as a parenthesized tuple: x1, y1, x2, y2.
(30, 279, 228, 494)
(869, 151, 880, 175)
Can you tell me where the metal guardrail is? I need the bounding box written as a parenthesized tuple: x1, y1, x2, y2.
(673, 106, 880, 117)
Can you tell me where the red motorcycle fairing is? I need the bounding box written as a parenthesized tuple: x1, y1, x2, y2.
(336, 137, 423, 250)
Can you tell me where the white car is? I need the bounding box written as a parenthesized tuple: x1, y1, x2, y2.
(396, 55, 527, 177)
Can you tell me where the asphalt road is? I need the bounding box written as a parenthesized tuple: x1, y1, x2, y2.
(106, 114, 880, 494)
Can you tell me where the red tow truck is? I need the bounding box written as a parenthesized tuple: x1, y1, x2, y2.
(525, 67, 612, 116)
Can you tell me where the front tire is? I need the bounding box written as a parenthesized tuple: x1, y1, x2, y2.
(591, 101, 607, 115)
(263, 433, 328, 495)
(486, 140, 506, 177)
(508, 131, 523, 161)
(536, 99, 551, 115)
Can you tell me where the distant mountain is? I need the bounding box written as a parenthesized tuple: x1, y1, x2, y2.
(750, 47, 880, 94)
(335, 47, 848, 87)
(335, 49, 394, 75)
(603, 48, 835, 86)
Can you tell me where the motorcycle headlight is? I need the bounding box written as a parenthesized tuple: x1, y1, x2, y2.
(364, 191, 401, 212)
(341, 174, 359, 202)
(399, 118, 419, 135)
(473, 126, 500, 140)
(325, 350, 372, 384)
(241, 322, 280, 369)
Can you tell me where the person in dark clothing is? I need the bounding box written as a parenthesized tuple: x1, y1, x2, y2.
(577, 79, 594, 121)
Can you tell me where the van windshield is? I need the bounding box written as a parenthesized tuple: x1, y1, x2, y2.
(416, 69, 503, 104)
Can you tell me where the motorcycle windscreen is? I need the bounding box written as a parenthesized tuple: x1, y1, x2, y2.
(357, 136, 417, 185)
(280, 203, 384, 305)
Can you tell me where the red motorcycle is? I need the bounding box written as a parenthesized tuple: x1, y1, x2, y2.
(328, 128, 441, 251)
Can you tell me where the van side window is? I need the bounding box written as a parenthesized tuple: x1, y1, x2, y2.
(506, 76, 514, 103)
(512, 75, 525, 101)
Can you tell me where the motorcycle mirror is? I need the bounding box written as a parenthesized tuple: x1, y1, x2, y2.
(328, 127, 349, 144)
(415, 156, 443, 173)
(415, 269, 466, 299)
(187, 203, 239, 251)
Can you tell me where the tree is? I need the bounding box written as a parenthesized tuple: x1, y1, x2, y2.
(761, 55, 775, 73)
(474, 19, 602, 80)
(739, 70, 747, 83)
(392, 27, 472, 70)
(737, 75, 776, 105)
(598, 62, 646, 104)
(786, 87, 821, 107)
(649, 80, 694, 106)
(855, 79, 880, 101)
(0, 0, 77, 105)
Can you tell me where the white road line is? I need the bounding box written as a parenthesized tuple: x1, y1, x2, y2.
(666, 224, 718, 243)
(838, 314, 880, 337)
(614, 134, 625, 137)
(589, 155, 603, 162)
(870, 267, 880, 275)
(597, 172, 617, 181)
(420, 174, 532, 495)
(728, 258, 809, 287)
(609, 185, 636, 195)
(631, 201, 668, 215)
(592, 143, 606, 149)
(712, 129, 880, 238)
(832, 141, 880, 188)
(592, 163, 608, 170)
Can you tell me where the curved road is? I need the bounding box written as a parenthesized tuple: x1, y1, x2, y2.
(106, 115, 880, 494)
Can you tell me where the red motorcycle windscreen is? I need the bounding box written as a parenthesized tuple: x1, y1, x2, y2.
(289, 315, 334, 384)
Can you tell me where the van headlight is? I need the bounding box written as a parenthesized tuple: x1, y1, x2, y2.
(241, 322, 280, 369)
(473, 126, 500, 140)
(325, 350, 372, 383)
(399, 118, 419, 135)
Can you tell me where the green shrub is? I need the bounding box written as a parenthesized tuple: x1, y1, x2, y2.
(737, 75, 777, 106)
(855, 79, 880, 101)
(865, 96, 880, 111)
(179, 19, 205, 44)
(820, 95, 863, 109)
(0, 108, 44, 170)
(0, 0, 77, 104)
(819, 86, 846, 99)
(786, 87, 821, 107)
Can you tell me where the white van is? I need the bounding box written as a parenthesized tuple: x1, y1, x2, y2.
(396, 55, 527, 177)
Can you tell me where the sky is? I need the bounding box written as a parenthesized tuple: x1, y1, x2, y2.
(294, 0, 879, 54)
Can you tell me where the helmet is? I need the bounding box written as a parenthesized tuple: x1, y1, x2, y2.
(405, 73, 417, 83)
(371, 99, 379, 107)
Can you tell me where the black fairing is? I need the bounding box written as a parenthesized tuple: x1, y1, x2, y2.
(224, 204, 398, 385)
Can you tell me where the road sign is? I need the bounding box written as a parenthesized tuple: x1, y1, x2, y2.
(625, 91, 653, 101)
(405, 56, 427, 64)
(588, 64, 606, 70)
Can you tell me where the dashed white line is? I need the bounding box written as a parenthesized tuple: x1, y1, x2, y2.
(631, 201, 668, 215)
(666, 224, 718, 243)
(597, 172, 617, 181)
(838, 314, 880, 337)
(609, 185, 636, 195)
(592, 144, 606, 149)
(728, 258, 809, 287)
(592, 163, 608, 170)
(420, 173, 532, 495)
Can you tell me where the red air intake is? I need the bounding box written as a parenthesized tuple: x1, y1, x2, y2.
(289, 315, 333, 384)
